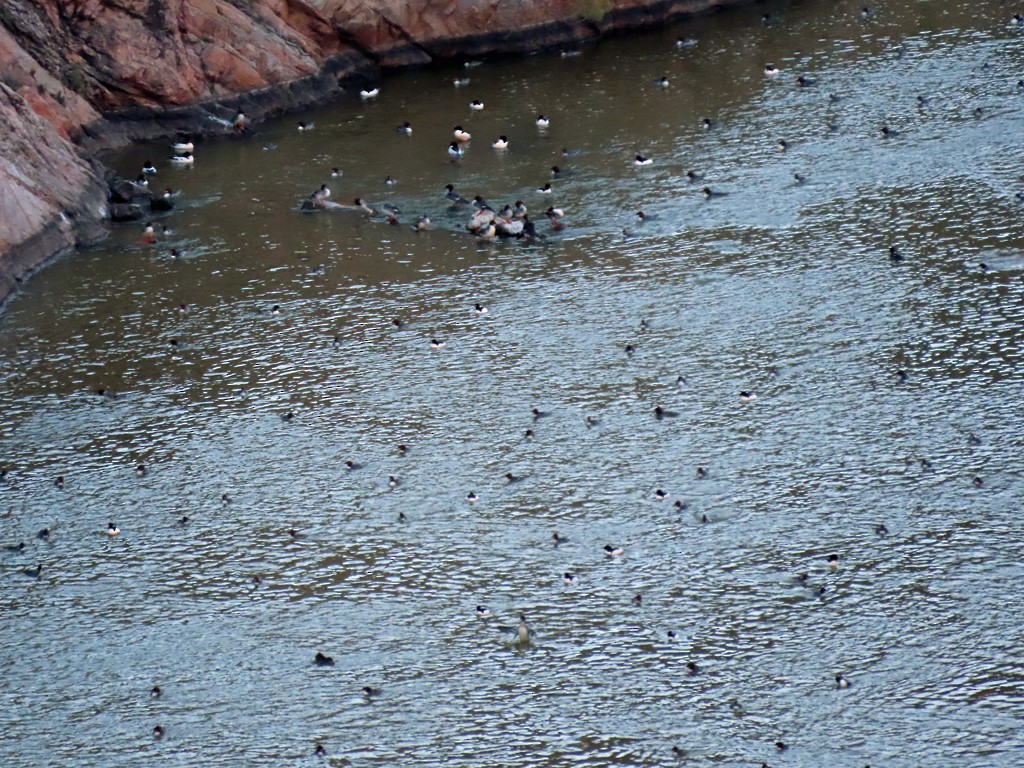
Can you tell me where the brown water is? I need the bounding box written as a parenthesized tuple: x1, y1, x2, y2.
(3, 0, 1024, 765)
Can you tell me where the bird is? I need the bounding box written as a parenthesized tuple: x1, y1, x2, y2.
(314, 743, 326, 756)
(797, 75, 816, 87)
(632, 594, 643, 606)
(778, 139, 789, 151)
(604, 544, 624, 557)
(635, 211, 658, 223)
(429, 339, 445, 349)
(474, 303, 488, 314)
(652, 76, 669, 88)
(874, 523, 889, 536)
(552, 531, 568, 545)
(135, 464, 147, 477)
(469, 99, 484, 111)
(453, 126, 472, 142)
(654, 406, 678, 419)
(359, 87, 380, 99)
(835, 674, 851, 689)
(654, 489, 668, 500)
(444, 184, 470, 205)
(345, 460, 362, 470)
(150, 686, 161, 698)
(153, 725, 164, 739)
(676, 36, 697, 48)
(476, 605, 490, 616)
(634, 154, 653, 166)
(388, 476, 399, 489)
(384, 176, 397, 186)
(695, 467, 708, 479)
(314, 652, 335, 666)
(169, 153, 194, 166)
(517, 614, 532, 644)
(531, 408, 549, 420)
(739, 391, 757, 403)
(106, 523, 121, 536)
(535, 115, 550, 128)
(412, 215, 430, 231)
(20, 563, 42, 579)
(142, 160, 157, 174)
(764, 64, 780, 76)
(686, 661, 699, 674)
(171, 138, 193, 153)
(362, 686, 382, 697)
(37, 528, 50, 540)
(536, 182, 553, 194)
(827, 554, 839, 570)
(466, 492, 478, 503)
(700, 187, 727, 199)
(453, 77, 470, 87)
(448, 142, 464, 159)
(4, 542, 25, 553)
(563, 572, 578, 585)
(505, 472, 522, 483)
(492, 135, 509, 150)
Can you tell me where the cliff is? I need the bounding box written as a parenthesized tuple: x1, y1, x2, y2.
(0, 0, 760, 303)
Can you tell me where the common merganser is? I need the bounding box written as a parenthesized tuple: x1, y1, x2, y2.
(359, 87, 380, 99)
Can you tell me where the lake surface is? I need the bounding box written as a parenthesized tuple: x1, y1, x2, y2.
(3, 0, 1024, 765)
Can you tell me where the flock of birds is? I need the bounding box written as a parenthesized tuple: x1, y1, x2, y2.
(5, 3, 1020, 765)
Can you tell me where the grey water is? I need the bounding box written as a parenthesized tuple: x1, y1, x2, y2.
(3, 0, 1024, 765)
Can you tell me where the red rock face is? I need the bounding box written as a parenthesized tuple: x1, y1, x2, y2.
(0, 0, 758, 298)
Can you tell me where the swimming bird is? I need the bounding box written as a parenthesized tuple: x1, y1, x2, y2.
(633, 594, 642, 606)
(362, 686, 382, 697)
(476, 605, 490, 616)
(764, 64, 780, 76)
(654, 489, 668, 500)
(4, 542, 25, 553)
(314, 652, 334, 666)
(517, 614, 531, 644)
(778, 139, 789, 151)
(153, 725, 164, 739)
(444, 184, 470, 205)
(474, 303, 488, 314)
(221, 493, 231, 506)
(634, 154, 653, 166)
(636, 211, 658, 223)
(563, 572, 578, 585)
(171, 139, 193, 153)
(384, 176, 397, 186)
(676, 37, 697, 48)
(874, 523, 889, 536)
(142, 160, 157, 174)
(835, 674, 851, 689)
(466, 491, 478, 503)
(532, 408, 549, 420)
(453, 125, 472, 142)
(797, 75, 816, 87)
(359, 87, 380, 100)
(345, 460, 362, 470)
(388, 476, 399, 489)
(536, 182, 553, 194)
(552, 531, 568, 545)
(448, 142, 464, 159)
(142, 223, 158, 244)
(695, 467, 708, 479)
(469, 99, 484, 111)
(535, 115, 550, 128)
(687, 661, 699, 674)
(793, 173, 807, 184)
(37, 528, 50, 540)
(700, 187, 727, 199)
(106, 523, 121, 536)
(412, 215, 431, 232)
(652, 76, 669, 88)
(505, 472, 522, 483)
(314, 743, 326, 756)
(135, 464, 147, 477)
(231, 110, 247, 132)
(881, 125, 898, 138)
(654, 406, 678, 419)
(150, 686, 161, 698)
(20, 563, 42, 578)
(453, 77, 470, 87)
(429, 338, 446, 349)
(169, 153, 194, 166)
(149, 188, 175, 212)
(686, 170, 704, 182)
(827, 554, 839, 570)
(701, 117, 714, 130)
(330, 167, 342, 177)
(492, 135, 509, 150)
(739, 391, 757, 403)
(604, 544, 624, 556)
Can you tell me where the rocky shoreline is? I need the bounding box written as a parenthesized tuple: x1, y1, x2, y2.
(0, 0, 775, 305)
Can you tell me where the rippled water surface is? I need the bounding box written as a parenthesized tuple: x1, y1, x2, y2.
(3, 1, 1024, 765)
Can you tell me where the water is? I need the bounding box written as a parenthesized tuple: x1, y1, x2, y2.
(3, 0, 1024, 765)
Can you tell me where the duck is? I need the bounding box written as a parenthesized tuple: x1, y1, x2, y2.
(384, 176, 397, 187)
(687, 661, 699, 674)
(169, 153, 194, 166)
(142, 160, 158, 174)
(652, 76, 669, 88)
(388, 475, 399, 489)
(153, 725, 164, 739)
(453, 125, 472, 142)
(345, 460, 362, 470)
(531, 407, 549, 420)
(314, 652, 334, 666)
(604, 544, 624, 557)
(563, 572, 578, 585)
(835, 674, 851, 689)
(695, 466, 708, 479)
(313, 184, 331, 200)
(700, 186, 727, 199)
(330, 167, 342, 177)
(466, 491, 478, 503)
(635, 210, 658, 223)
(362, 686, 382, 697)
(135, 464, 147, 478)
(686, 170, 704, 182)
(764, 64, 780, 76)
(20, 563, 43, 579)
(536, 182, 553, 194)
(5, 541, 25, 553)
(359, 87, 380, 99)
(739, 391, 757, 403)
(535, 114, 550, 128)
(517, 614, 532, 644)
(492, 135, 509, 150)
(297, 121, 315, 132)
(874, 523, 889, 536)
(429, 339, 445, 349)
(475, 605, 490, 616)
(412, 215, 431, 232)
(171, 139, 193, 153)
(444, 184, 470, 205)
(314, 743, 326, 757)
(469, 99, 484, 111)
(150, 685, 161, 698)
(474, 303, 488, 314)
(552, 531, 568, 545)
(827, 554, 839, 570)
(654, 406, 678, 419)
(355, 198, 377, 215)
(448, 142, 465, 159)
(545, 206, 565, 221)
(396, 121, 412, 135)
(881, 125, 898, 138)
(667, 630, 678, 641)
(37, 528, 50, 540)
(1010, 13, 1024, 27)
(701, 117, 714, 130)
(231, 110, 247, 131)
(676, 36, 697, 48)
(654, 489, 668, 500)
(453, 77, 470, 87)
(634, 154, 653, 166)
(505, 472, 523, 483)
(778, 139, 789, 151)
(797, 75, 816, 87)
(106, 523, 121, 536)
(513, 200, 528, 218)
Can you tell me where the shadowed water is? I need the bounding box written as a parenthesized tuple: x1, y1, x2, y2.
(2, 0, 1024, 766)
